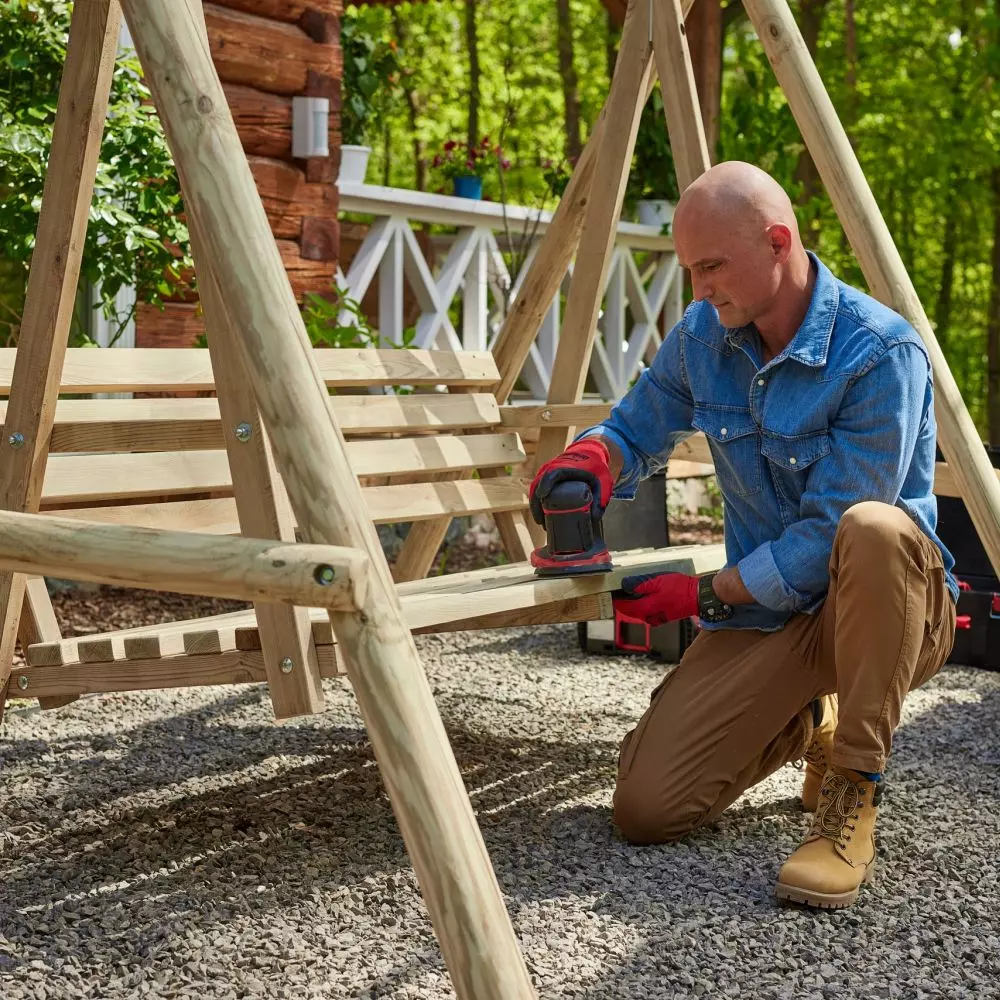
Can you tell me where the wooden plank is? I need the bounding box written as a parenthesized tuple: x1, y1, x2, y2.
(47, 477, 531, 532)
(0, 393, 501, 453)
(24, 543, 726, 667)
(413, 593, 613, 634)
(0, 347, 500, 394)
(209, 0, 341, 26)
(651, 0, 712, 190)
(745, 0, 1000, 578)
(183, 627, 238, 655)
(500, 402, 613, 428)
(0, 0, 121, 719)
(125, 2, 535, 993)
(222, 82, 292, 159)
(531, 1, 655, 475)
(40, 434, 524, 506)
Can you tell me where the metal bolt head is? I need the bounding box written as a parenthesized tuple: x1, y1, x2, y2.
(280, 657, 294, 674)
(17, 675, 28, 690)
(314, 564, 336, 586)
(541, 409, 552, 422)
(234, 422, 253, 443)
(8, 432, 24, 449)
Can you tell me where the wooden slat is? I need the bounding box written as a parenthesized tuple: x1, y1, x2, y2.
(0, 348, 500, 394)
(46, 477, 532, 532)
(40, 434, 525, 506)
(500, 402, 613, 429)
(24, 543, 726, 668)
(1, 393, 502, 453)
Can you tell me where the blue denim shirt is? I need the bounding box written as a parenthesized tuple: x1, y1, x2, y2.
(582, 252, 958, 632)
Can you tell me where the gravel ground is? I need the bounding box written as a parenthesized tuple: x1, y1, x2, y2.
(2, 598, 999, 999)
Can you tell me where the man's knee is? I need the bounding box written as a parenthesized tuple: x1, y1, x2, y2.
(612, 780, 706, 845)
(835, 500, 912, 552)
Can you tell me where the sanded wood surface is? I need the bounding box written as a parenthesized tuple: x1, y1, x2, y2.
(23, 543, 726, 668)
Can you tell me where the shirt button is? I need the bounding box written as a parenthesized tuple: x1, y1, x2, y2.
(757, 378, 766, 387)
(789, 457, 797, 465)
(721, 427, 728, 436)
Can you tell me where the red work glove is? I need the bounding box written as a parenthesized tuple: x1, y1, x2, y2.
(613, 572, 699, 626)
(529, 438, 614, 526)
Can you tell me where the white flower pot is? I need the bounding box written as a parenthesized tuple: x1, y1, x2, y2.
(636, 199, 675, 230)
(339, 144, 372, 185)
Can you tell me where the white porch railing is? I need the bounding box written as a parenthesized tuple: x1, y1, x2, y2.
(336, 183, 683, 401)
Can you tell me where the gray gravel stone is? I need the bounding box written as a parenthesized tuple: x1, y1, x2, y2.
(2, 625, 999, 999)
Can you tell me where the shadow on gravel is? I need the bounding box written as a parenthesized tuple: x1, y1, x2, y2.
(1, 639, 998, 998)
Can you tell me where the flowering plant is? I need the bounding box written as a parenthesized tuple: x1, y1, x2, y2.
(432, 136, 511, 181)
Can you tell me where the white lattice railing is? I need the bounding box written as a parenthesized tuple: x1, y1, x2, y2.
(336, 183, 683, 401)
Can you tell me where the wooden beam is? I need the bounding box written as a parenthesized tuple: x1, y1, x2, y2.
(531, 0, 655, 473)
(744, 0, 1000, 579)
(121, 1, 536, 995)
(652, 0, 712, 190)
(683, 0, 723, 159)
(190, 209, 327, 720)
(0, 507, 367, 609)
(0, 0, 121, 721)
(18, 576, 76, 711)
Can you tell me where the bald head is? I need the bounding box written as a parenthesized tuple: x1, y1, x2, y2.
(670, 161, 811, 337)
(673, 161, 800, 246)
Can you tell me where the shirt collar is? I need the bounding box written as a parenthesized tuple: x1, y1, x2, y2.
(722, 252, 838, 368)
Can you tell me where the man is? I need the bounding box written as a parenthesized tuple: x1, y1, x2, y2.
(529, 161, 958, 909)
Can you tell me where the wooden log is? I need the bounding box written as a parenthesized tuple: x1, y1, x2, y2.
(651, 0, 711, 190)
(531, 0, 655, 474)
(135, 301, 206, 349)
(208, 0, 341, 30)
(204, 3, 339, 98)
(222, 83, 292, 159)
(0, 0, 121, 722)
(17, 576, 76, 711)
(0, 507, 368, 609)
(744, 0, 1000, 578)
(122, 2, 536, 995)
(250, 156, 339, 217)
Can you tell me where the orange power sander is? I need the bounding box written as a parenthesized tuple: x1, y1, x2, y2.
(529, 479, 613, 577)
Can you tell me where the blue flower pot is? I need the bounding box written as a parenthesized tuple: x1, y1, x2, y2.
(453, 174, 482, 200)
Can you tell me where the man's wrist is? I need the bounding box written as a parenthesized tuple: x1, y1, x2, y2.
(711, 566, 755, 606)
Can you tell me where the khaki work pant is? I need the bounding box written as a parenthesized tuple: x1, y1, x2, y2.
(613, 501, 957, 844)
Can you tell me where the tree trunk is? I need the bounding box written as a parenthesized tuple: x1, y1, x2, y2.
(790, 0, 829, 235)
(391, 8, 426, 191)
(988, 167, 1000, 445)
(465, 0, 480, 151)
(556, 0, 582, 162)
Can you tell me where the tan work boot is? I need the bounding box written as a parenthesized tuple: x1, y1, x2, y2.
(801, 693, 838, 812)
(775, 767, 881, 909)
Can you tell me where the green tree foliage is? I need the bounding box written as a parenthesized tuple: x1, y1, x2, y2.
(0, 0, 191, 345)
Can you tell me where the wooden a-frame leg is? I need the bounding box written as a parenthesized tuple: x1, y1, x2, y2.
(652, 0, 712, 189)
(17, 577, 76, 711)
(0, 1, 121, 724)
(744, 0, 1000, 574)
(124, 2, 536, 995)
(531, 0, 656, 475)
(188, 218, 326, 720)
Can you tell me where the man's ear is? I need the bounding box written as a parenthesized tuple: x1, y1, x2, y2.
(767, 224, 793, 262)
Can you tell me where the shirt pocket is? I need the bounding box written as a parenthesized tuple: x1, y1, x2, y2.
(761, 429, 832, 477)
(692, 406, 762, 497)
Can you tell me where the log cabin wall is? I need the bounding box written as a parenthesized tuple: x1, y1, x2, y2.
(136, 0, 343, 348)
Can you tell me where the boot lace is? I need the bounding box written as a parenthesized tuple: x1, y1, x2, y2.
(812, 773, 864, 849)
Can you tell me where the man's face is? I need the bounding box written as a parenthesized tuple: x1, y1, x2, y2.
(673, 211, 781, 329)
